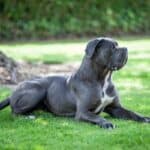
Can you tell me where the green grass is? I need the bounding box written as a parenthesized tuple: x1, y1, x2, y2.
(0, 37, 150, 150)
(0, 37, 150, 64)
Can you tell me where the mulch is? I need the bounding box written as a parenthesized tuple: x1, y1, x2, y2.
(0, 61, 80, 89)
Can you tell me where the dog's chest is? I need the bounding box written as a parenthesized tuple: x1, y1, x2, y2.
(94, 72, 114, 113)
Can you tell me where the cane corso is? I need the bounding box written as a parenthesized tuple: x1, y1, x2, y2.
(0, 37, 149, 129)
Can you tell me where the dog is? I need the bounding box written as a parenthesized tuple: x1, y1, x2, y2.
(0, 37, 149, 129)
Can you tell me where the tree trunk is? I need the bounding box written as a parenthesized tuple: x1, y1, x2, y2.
(0, 51, 18, 84)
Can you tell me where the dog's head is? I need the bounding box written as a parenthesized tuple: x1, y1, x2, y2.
(85, 37, 128, 71)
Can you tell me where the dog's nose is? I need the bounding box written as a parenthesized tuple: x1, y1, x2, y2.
(122, 47, 128, 53)
(123, 48, 128, 58)
(119, 47, 128, 57)
(122, 47, 128, 65)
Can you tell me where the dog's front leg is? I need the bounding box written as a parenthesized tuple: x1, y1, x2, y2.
(104, 104, 150, 123)
(75, 102, 115, 129)
(75, 111, 115, 129)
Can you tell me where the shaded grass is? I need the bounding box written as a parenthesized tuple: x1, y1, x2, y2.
(0, 37, 150, 149)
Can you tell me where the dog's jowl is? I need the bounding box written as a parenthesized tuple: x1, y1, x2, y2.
(0, 37, 149, 129)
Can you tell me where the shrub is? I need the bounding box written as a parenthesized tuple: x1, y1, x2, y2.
(0, 0, 149, 40)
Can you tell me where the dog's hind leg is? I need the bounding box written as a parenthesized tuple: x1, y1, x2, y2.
(10, 87, 46, 115)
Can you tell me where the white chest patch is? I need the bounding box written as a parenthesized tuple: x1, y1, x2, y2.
(94, 71, 114, 113)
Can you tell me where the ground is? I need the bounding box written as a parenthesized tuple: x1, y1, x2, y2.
(0, 61, 80, 86)
(0, 37, 150, 150)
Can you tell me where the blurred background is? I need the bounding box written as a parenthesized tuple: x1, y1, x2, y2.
(0, 0, 149, 85)
(0, 0, 149, 40)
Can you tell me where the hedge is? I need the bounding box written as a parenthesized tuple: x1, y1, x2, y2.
(0, 0, 149, 40)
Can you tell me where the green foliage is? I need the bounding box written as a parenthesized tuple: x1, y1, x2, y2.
(0, 0, 149, 40)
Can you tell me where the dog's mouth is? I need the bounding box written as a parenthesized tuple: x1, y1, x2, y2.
(107, 48, 128, 71)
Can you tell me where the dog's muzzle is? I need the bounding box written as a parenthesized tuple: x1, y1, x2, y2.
(108, 47, 128, 71)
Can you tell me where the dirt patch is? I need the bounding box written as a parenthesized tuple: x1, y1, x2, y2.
(0, 61, 80, 88)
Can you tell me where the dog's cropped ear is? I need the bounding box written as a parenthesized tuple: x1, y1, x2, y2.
(85, 38, 103, 58)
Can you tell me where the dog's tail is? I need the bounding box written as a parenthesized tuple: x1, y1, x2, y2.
(0, 98, 10, 110)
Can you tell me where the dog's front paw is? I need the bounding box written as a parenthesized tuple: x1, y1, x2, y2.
(143, 117, 150, 123)
(100, 121, 115, 129)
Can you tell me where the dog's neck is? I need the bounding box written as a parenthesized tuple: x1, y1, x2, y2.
(75, 56, 112, 82)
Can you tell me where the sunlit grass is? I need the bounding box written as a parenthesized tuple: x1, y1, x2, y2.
(0, 37, 150, 149)
(0, 37, 150, 63)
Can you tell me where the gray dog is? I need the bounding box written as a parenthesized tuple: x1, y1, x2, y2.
(0, 37, 149, 129)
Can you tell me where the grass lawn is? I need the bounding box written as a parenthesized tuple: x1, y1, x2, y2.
(0, 37, 150, 150)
